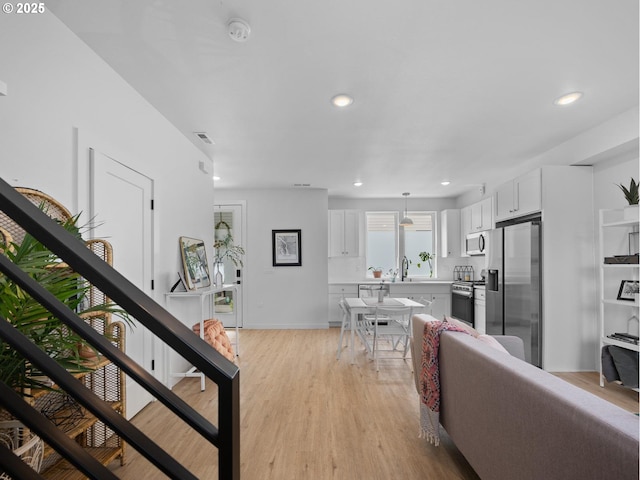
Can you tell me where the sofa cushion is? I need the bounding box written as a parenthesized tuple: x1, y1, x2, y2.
(476, 334, 509, 354)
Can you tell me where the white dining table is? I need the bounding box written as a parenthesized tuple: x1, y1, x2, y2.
(342, 297, 427, 364)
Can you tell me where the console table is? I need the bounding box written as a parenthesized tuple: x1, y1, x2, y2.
(165, 284, 239, 391)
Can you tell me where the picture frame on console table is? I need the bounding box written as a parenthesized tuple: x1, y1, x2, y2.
(272, 229, 301, 266)
(617, 280, 639, 301)
(179, 236, 211, 290)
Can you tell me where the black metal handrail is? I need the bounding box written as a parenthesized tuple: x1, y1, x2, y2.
(0, 177, 240, 479)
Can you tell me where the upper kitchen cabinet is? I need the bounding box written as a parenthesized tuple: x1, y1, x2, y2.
(329, 210, 359, 257)
(460, 206, 471, 256)
(441, 209, 461, 257)
(470, 197, 493, 232)
(495, 169, 541, 222)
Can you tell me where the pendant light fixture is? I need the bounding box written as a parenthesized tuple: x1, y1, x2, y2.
(400, 192, 413, 226)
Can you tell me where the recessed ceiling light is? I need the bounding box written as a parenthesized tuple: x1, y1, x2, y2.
(441, 181, 451, 186)
(353, 181, 363, 187)
(331, 94, 354, 107)
(554, 91, 583, 106)
(212, 175, 221, 181)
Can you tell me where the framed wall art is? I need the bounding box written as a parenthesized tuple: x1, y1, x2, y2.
(617, 280, 639, 301)
(179, 236, 211, 290)
(272, 229, 301, 266)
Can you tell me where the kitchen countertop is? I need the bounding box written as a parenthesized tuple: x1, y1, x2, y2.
(330, 280, 454, 285)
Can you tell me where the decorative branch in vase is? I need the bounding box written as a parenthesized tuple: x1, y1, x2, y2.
(417, 251, 435, 278)
(213, 220, 245, 286)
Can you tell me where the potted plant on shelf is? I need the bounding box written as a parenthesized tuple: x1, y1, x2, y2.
(368, 267, 383, 279)
(617, 177, 638, 220)
(417, 252, 435, 278)
(213, 221, 245, 286)
(0, 215, 128, 397)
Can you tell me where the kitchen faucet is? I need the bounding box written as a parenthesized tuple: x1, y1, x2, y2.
(401, 256, 409, 282)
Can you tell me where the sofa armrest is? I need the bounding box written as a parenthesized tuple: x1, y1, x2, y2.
(493, 335, 525, 361)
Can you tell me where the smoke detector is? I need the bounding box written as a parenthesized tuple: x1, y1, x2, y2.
(227, 18, 251, 42)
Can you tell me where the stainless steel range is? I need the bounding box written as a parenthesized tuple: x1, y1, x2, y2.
(451, 281, 477, 327)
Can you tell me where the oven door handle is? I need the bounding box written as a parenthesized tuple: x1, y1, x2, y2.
(452, 290, 473, 298)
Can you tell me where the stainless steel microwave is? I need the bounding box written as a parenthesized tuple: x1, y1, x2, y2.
(466, 231, 488, 256)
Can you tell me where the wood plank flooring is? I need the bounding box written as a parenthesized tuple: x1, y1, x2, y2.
(111, 329, 639, 479)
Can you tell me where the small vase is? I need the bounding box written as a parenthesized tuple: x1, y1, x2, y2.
(624, 205, 639, 221)
(214, 262, 224, 287)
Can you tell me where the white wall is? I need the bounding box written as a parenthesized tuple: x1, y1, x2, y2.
(0, 12, 214, 285)
(215, 188, 329, 329)
(0, 13, 215, 381)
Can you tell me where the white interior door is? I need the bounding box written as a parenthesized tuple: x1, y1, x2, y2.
(214, 203, 245, 327)
(90, 149, 155, 419)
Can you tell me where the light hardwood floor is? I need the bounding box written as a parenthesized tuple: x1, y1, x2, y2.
(112, 329, 638, 479)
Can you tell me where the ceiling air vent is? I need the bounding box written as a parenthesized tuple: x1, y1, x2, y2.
(194, 132, 214, 145)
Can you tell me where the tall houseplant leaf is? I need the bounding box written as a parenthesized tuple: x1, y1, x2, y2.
(0, 214, 129, 394)
(617, 177, 639, 205)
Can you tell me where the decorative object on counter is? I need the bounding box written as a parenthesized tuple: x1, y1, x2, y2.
(399, 192, 413, 226)
(272, 229, 301, 266)
(179, 236, 211, 290)
(369, 266, 383, 278)
(617, 177, 638, 220)
(388, 268, 398, 282)
(617, 280, 639, 301)
(453, 265, 474, 282)
(417, 252, 435, 278)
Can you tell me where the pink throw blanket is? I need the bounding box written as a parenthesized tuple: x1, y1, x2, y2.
(419, 320, 468, 446)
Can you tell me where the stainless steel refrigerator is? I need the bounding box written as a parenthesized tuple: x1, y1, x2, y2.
(486, 216, 542, 367)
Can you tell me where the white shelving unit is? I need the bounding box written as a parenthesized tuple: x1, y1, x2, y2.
(598, 209, 639, 389)
(165, 284, 239, 391)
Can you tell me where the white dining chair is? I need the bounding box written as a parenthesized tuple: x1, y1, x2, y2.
(370, 305, 413, 371)
(336, 298, 350, 360)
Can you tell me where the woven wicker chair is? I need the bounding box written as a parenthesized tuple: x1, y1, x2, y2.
(0, 226, 12, 254)
(0, 187, 114, 310)
(0, 187, 73, 246)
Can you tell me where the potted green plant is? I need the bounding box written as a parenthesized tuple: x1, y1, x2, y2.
(617, 177, 638, 220)
(0, 215, 128, 396)
(368, 267, 383, 278)
(213, 221, 245, 285)
(417, 252, 435, 278)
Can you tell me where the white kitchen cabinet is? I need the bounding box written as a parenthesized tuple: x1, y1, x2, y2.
(440, 209, 461, 257)
(597, 209, 639, 389)
(470, 197, 493, 232)
(460, 206, 471, 257)
(329, 210, 359, 257)
(430, 293, 451, 319)
(389, 283, 451, 318)
(328, 284, 358, 326)
(474, 286, 486, 334)
(495, 169, 541, 222)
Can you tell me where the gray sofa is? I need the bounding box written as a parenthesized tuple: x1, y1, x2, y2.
(411, 314, 640, 480)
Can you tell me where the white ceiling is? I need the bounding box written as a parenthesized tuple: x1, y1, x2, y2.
(47, 0, 638, 199)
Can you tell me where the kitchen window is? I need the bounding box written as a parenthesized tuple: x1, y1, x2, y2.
(365, 211, 437, 278)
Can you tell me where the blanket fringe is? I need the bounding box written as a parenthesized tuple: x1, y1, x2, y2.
(418, 428, 441, 446)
